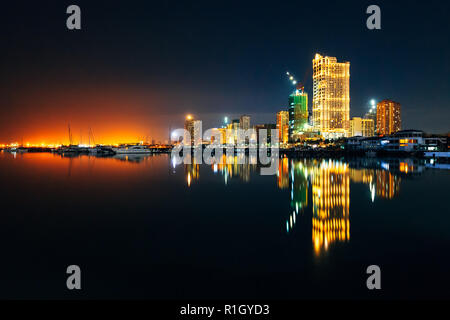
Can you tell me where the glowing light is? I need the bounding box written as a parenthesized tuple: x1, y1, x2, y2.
(186, 115, 193, 120)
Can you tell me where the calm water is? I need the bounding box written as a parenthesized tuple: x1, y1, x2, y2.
(0, 151, 449, 299)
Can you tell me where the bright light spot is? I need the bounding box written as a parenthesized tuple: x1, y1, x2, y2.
(371, 99, 376, 106)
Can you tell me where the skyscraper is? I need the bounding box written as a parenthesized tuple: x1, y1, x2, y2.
(184, 115, 202, 146)
(288, 86, 308, 142)
(239, 115, 250, 130)
(276, 110, 289, 144)
(232, 119, 240, 144)
(312, 53, 350, 139)
(364, 99, 377, 133)
(376, 99, 401, 136)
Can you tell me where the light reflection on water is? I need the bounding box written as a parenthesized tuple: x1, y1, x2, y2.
(178, 154, 427, 257)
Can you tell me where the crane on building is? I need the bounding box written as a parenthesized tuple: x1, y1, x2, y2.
(286, 71, 304, 91)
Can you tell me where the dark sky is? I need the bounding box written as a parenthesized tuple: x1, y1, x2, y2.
(0, 0, 449, 143)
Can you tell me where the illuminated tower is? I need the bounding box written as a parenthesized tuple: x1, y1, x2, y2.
(312, 53, 350, 138)
(276, 111, 289, 144)
(288, 86, 308, 142)
(350, 117, 374, 137)
(364, 99, 377, 133)
(239, 115, 250, 130)
(376, 99, 401, 136)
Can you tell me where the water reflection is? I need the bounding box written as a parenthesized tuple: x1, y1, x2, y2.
(177, 155, 427, 256)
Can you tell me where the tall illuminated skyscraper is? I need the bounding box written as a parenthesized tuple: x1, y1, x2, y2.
(184, 115, 202, 146)
(312, 54, 350, 138)
(376, 99, 401, 136)
(276, 111, 289, 144)
(288, 86, 308, 142)
(364, 99, 377, 133)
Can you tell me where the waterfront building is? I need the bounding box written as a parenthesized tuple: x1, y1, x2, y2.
(232, 119, 240, 144)
(384, 129, 446, 152)
(239, 115, 251, 130)
(349, 117, 374, 137)
(239, 115, 251, 145)
(288, 86, 308, 142)
(217, 128, 227, 144)
(255, 124, 276, 146)
(276, 111, 289, 144)
(184, 115, 202, 146)
(377, 99, 401, 136)
(312, 53, 350, 139)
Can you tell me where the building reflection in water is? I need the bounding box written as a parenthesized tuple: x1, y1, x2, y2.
(214, 154, 257, 184)
(176, 153, 421, 256)
(278, 158, 414, 256)
(183, 154, 199, 187)
(310, 160, 350, 256)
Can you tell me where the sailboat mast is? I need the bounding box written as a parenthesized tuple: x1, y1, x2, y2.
(68, 124, 73, 146)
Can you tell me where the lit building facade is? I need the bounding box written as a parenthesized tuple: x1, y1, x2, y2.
(239, 115, 250, 131)
(364, 100, 377, 133)
(350, 117, 374, 137)
(312, 54, 350, 139)
(288, 87, 308, 142)
(276, 111, 289, 144)
(376, 99, 401, 136)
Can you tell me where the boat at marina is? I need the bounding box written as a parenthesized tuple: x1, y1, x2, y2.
(113, 145, 152, 154)
(56, 145, 90, 154)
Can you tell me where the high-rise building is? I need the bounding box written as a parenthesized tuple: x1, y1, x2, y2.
(350, 117, 374, 137)
(312, 53, 350, 139)
(231, 119, 240, 144)
(239, 115, 250, 130)
(376, 99, 401, 136)
(288, 86, 308, 142)
(218, 127, 227, 144)
(364, 99, 377, 133)
(184, 115, 202, 146)
(255, 124, 276, 145)
(239, 115, 251, 145)
(276, 111, 289, 144)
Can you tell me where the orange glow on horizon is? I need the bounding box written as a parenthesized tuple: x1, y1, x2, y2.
(0, 82, 182, 146)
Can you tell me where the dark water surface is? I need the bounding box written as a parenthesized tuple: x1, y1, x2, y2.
(0, 152, 449, 299)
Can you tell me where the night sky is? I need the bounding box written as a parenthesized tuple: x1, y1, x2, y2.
(0, 0, 449, 144)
